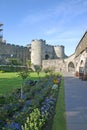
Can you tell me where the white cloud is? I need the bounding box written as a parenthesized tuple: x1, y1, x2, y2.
(18, 0, 87, 33)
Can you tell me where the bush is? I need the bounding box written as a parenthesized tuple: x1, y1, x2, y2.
(0, 65, 26, 72)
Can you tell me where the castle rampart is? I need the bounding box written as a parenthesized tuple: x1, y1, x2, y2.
(0, 41, 30, 65)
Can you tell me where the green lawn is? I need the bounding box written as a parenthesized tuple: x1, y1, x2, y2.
(0, 72, 45, 95)
(0, 72, 21, 95)
(52, 79, 66, 130)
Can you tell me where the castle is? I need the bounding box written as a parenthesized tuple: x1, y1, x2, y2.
(0, 23, 87, 77)
(30, 39, 67, 66)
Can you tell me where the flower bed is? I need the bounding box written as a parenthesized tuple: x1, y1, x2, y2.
(0, 74, 62, 130)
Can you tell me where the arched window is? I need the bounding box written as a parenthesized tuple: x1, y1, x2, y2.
(68, 62, 75, 72)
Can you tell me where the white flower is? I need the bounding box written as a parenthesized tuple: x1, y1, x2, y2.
(52, 84, 58, 90)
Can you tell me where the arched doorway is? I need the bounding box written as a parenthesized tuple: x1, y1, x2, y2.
(45, 54, 49, 60)
(80, 60, 84, 67)
(79, 60, 84, 74)
(68, 62, 75, 72)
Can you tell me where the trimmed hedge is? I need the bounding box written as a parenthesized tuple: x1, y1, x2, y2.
(0, 65, 26, 72)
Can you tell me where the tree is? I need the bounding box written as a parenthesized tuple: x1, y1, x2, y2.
(26, 60, 31, 69)
(34, 65, 42, 79)
(43, 67, 55, 76)
(18, 68, 29, 99)
(43, 68, 50, 76)
(26, 60, 33, 72)
(49, 66, 55, 75)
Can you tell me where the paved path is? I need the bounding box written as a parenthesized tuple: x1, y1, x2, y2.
(64, 73, 87, 130)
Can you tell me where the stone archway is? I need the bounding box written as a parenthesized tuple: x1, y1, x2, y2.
(68, 62, 75, 72)
(45, 54, 49, 60)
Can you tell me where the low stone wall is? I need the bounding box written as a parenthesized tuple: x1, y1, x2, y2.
(42, 59, 66, 72)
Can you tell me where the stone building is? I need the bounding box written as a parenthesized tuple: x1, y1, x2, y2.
(0, 23, 87, 78)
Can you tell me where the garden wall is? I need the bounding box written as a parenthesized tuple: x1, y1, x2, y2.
(42, 59, 66, 72)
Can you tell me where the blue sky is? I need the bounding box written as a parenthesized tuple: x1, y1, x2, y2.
(0, 0, 87, 56)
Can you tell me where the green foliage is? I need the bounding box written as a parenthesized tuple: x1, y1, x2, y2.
(0, 65, 26, 72)
(26, 60, 31, 69)
(22, 108, 46, 130)
(43, 66, 55, 76)
(43, 68, 50, 74)
(7, 58, 22, 65)
(18, 70, 29, 81)
(0, 96, 5, 104)
(18, 69, 30, 99)
(34, 65, 42, 78)
(0, 70, 4, 73)
(49, 66, 55, 75)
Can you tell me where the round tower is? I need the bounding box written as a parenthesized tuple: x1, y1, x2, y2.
(31, 39, 43, 66)
(54, 45, 65, 58)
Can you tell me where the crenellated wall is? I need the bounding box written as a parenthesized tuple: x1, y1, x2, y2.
(0, 41, 30, 65)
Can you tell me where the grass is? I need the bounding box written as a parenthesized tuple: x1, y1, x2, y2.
(0, 72, 45, 95)
(0, 72, 22, 95)
(52, 78, 66, 130)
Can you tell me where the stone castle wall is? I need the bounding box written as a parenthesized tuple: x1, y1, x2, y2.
(0, 41, 30, 65)
(42, 59, 66, 72)
(42, 54, 76, 73)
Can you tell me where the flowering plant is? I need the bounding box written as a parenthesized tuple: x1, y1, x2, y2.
(53, 79, 59, 84)
(52, 84, 58, 90)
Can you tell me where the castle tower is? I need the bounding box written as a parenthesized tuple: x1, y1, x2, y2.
(54, 45, 65, 58)
(31, 39, 43, 66)
(0, 23, 3, 42)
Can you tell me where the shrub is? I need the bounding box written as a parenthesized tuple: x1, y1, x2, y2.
(22, 108, 46, 130)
